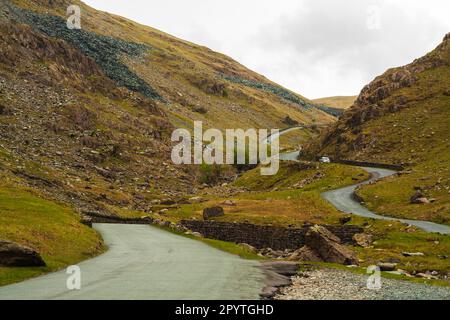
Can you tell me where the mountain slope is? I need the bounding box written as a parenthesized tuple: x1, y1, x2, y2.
(5, 0, 334, 131)
(312, 96, 357, 118)
(306, 33, 450, 224)
(0, 20, 179, 211)
(313, 96, 357, 110)
(0, 0, 337, 217)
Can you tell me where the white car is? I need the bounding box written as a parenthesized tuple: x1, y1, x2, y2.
(319, 156, 331, 163)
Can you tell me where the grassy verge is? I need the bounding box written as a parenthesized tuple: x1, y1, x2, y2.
(150, 224, 264, 260)
(0, 185, 105, 286)
(234, 162, 369, 192)
(353, 219, 450, 275)
(357, 159, 450, 225)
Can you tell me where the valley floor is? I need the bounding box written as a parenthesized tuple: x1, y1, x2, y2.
(164, 162, 450, 278)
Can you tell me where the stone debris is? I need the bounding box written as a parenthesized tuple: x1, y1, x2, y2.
(222, 200, 237, 206)
(260, 261, 299, 299)
(275, 268, 450, 300)
(377, 262, 398, 272)
(410, 190, 430, 204)
(291, 225, 359, 265)
(402, 252, 425, 257)
(353, 233, 373, 248)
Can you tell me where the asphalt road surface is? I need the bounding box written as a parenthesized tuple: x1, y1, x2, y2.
(0, 224, 265, 300)
(322, 167, 450, 235)
(266, 134, 450, 235)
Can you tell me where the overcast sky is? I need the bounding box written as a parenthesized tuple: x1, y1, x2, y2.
(84, 0, 450, 99)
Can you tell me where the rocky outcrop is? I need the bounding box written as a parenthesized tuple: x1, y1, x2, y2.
(80, 215, 93, 228)
(260, 261, 299, 299)
(0, 240, 46, 267)
(353, 233, 373, 248)
(377, 262, 397, 271)
(339, 216, 352, 225)
(222, 200, 236, 206)
(288, 246, 321, 262)
(304, 225, 358, 265)
(346, 33, 449, 128)
(290, 225, 359, 266)
(410, 190, 430, 204)
(188, 76, 228, 97)
(305, 32, 450, 161)
(192, 106, 208, 114)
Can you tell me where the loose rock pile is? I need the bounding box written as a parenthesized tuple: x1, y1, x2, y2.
(289, 225, 359, 265)
(238, 225, 359, 266)
(275, 268, 450, 300)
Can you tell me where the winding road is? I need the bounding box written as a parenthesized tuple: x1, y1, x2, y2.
(0, 224, 265, 300)
(271, 129, 450, 235)
(322, 167, 450, 235)
(266, 126, 450, 234)
(1, 127, 448, 300)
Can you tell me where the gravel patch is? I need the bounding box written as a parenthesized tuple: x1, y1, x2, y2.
(275, 268, 450, 300)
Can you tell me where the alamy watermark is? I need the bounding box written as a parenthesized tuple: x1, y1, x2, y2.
(66, 265, 81, 290)
(366, 265, 382, 290)
(66, 5, 81, 30)
(366, 5, 381, 30)
(171, 122, 280, 175)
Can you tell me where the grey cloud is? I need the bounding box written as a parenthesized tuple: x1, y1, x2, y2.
(84, 0, 449, 98)
(254, 0, 448, 96)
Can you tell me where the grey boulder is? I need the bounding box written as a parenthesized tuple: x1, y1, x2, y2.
(203, 206, 225, 220)
(0, 240, 46, 267)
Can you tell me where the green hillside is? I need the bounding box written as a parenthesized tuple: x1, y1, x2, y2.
(313, 96, 357, 109)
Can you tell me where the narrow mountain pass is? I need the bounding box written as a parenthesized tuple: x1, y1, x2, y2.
(2, 130, 448, 300)
(322, 167, 450, 235)
(273, 140, 450, 235)
(0, 224, 265, 300)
